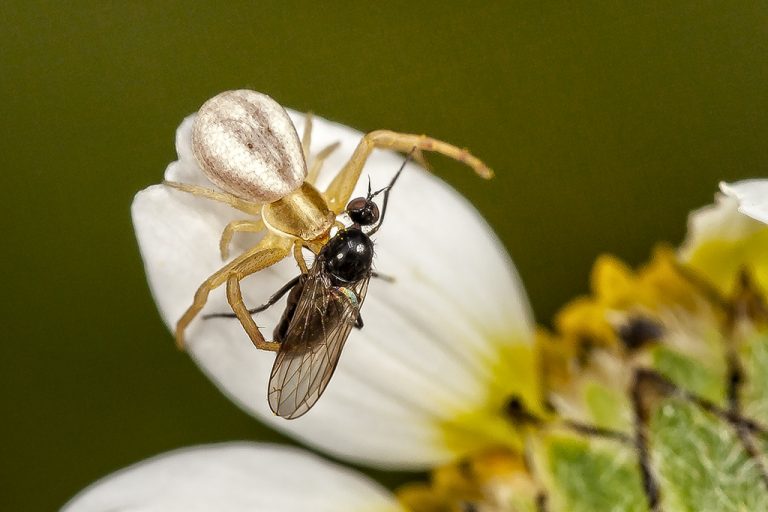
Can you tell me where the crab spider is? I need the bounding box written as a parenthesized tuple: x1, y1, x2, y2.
(165, 90, 493, 350)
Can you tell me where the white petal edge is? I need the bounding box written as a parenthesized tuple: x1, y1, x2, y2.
(679, 180, 768, 260)
(133, 108, 533, 469)
(720, 179, 768, 225)
(62, 442, 405, 512)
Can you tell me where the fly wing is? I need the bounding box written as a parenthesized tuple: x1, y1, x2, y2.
(268, 266, 369, 419)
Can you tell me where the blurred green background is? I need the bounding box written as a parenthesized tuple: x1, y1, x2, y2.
(2, 1, 767, 509)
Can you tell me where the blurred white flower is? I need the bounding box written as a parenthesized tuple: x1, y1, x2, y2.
(720, 180, 768, 225)
(62, 443, 405, 512)
(680, 179, 768, 295)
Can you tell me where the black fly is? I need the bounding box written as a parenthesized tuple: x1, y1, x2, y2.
(206, 153, 410, 419)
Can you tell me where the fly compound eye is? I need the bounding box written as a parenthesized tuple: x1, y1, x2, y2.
(346, 197, 380, 226)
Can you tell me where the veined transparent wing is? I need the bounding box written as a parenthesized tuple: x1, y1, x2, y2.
(268, 263, 370, 419)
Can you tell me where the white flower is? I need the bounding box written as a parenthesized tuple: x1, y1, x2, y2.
(720, 180, 768, 225)
(681, 181, 768, 256)
(133, 110, 536, 470)
(680, 180, 768, 295)
(62, 443, 405, 512)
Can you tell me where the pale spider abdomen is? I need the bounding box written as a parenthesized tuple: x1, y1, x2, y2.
(192, 89, 307, 203)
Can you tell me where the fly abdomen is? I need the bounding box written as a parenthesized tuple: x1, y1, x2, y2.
(273, 277, 306, 343)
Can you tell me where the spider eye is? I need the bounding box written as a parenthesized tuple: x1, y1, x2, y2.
(346, 197, 379, 226)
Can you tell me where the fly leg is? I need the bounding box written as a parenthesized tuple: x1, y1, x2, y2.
(371, 271, 395, 283)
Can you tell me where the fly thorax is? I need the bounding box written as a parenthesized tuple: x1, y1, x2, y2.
(320, 227, 374, 284)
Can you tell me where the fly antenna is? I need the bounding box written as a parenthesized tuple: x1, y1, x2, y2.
(368, 147, 415, 235)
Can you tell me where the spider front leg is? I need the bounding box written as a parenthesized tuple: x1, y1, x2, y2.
(174, 233, 291, 349)
(163, 181, 261, 215)
(223, 235, 300, 351)
(305, 141, 341, 185)
(300, 113, 341, 182)
(292, 242, 310, 274)
(323, 130, 494, 213)
(226, 275, 280, 352)
(219, 219, 266, 260)
(301, 112, 313, 161)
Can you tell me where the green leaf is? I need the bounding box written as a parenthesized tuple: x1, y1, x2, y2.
(652, 346, 725, 404)
(649, 397, 768, 511)
(540, 433, 647, 512)
(740, 332, 768, 423)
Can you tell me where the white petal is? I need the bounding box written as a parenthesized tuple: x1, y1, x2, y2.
(133, 109, 533, 469)
(720, 179, 768, 225)
(62, 443, 404, 512)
